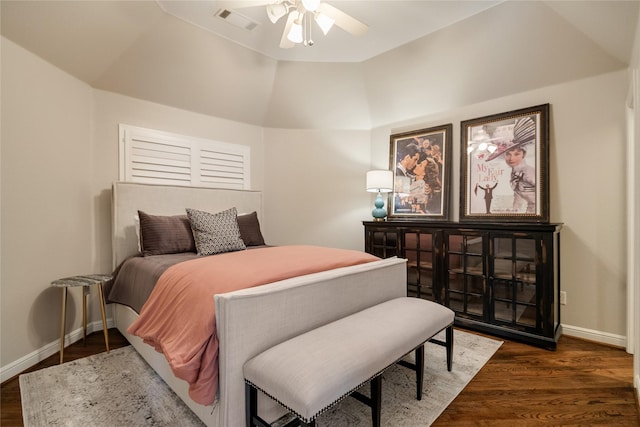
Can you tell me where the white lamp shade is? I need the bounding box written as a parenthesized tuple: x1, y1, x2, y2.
(366, 170, 393, 193)
(287, 18, 303, 43)
(266, 3, 288, 23)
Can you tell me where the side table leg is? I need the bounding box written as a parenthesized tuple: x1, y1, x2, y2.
(82, 286, 88, 341)
(59, 287, 67, 364)
(97, 283, 110, 352)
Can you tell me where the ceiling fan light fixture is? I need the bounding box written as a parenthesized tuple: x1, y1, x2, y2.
(266, 3, 289, 24)
(265, 0, 368, 48)
(287, 18, 304, 43)
(301, 0, 321, 12)
(315, 12, 334, 35)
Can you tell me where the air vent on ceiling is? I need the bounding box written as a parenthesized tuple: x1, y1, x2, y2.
(215, 9, 258, 31)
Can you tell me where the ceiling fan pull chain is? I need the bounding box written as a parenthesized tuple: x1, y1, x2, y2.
(302, 11, 307, 46)
(305, 12, 314, 46)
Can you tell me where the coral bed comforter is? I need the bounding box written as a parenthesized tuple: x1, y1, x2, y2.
(127, 245, 378, 405)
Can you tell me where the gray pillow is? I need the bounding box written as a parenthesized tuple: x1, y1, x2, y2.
(186, 207, 246, 256)
(138, 211, 196, 256)
(237, 211, 266, 246)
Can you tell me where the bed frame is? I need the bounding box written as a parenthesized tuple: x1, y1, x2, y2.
(111, 181, 407, 427)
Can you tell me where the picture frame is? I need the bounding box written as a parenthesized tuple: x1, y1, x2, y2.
(459, 104, 550, 222)
(389, 123, 452, 220)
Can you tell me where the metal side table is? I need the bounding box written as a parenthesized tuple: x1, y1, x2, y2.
(51, 274, 111, 364)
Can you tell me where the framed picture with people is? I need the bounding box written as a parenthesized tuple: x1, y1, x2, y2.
(389, 123, 452, 220)
(459, 104, 550, 222)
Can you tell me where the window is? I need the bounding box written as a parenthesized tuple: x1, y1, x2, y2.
(119, 124, 250, 189)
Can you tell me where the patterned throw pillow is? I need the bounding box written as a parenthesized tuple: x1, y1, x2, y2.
(186, 207, 246, 256)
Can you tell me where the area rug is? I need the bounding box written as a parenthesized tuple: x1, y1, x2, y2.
(20, 346, 203, 427)
(20, 330, 501, 427)
(312, 329, 502, 426)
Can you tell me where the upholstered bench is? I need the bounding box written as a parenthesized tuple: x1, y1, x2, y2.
(244, 297, 455, 427)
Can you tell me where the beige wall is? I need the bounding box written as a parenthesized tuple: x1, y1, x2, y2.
(1, 37, 265, 377)
(90, 90, 266, 273)
(629, 8, 640, 393)
(2, 37, 94, 370)
(255, 70, 630, 341)
(0, 33, 631, 378)
(263, 128, 372, 250)
(370, 70, 628, 339)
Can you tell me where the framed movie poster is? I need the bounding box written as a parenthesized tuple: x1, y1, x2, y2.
(389, 123, 452, 220)
(460, 104, 550, 222)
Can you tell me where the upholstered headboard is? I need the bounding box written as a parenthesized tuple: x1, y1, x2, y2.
(111, 182, 263, 268)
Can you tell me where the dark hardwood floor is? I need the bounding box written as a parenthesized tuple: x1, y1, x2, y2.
(434, 331, 640, 427)
(2, 328, 639, 426)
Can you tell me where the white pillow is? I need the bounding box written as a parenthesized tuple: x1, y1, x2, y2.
(134, 214, 141, 252)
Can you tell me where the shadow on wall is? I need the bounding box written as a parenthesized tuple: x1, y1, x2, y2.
(28, 285, 78, 348)
(94, 188, 114, 273)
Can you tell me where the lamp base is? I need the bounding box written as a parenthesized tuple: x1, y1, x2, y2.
(371, 192, 387, 221)
(372, 217, 386, 222)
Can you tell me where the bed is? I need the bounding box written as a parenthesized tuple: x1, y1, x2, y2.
(109, 181, 407, 427)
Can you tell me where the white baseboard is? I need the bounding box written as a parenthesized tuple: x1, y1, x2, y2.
(561, 323, 628, 349)
(0, 317, 115, 384)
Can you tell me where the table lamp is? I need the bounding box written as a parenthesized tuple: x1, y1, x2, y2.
(366, 170, 393, 221)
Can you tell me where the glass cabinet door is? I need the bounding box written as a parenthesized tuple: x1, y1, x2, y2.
(366, 228, 399, 258)
(490, 233, 538, 330)
(445, 231, 485, 320)
(403, 229, 438, 302)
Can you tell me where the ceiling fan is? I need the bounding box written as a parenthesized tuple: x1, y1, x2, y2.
(218, 0, 368, 48)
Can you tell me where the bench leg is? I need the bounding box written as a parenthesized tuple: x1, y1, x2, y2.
(427, 325, 454, 372)
(446, 325, 453, 372)
(416, 344, 424, 400)
(246, 383, 314, 427)
(245, 383, 274, 427)
(351, 375, 383, 426)
(396, 344, 426, 401)
(371, 375, 382, 427)
(245, 383, 257, 427)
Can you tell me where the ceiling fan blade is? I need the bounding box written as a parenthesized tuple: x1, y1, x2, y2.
(279, 11, 296, 49)
(216, 0, 273, 10)
(317, 3, 368, 36)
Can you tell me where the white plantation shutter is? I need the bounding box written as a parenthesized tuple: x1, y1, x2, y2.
(119, 125, 250, 189)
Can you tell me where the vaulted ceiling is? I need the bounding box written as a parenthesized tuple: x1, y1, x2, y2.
(156, 0, 505, 63)
(2, 1, 638, 129)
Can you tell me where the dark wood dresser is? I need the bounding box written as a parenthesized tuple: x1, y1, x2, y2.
(363, 220, 562, 349)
